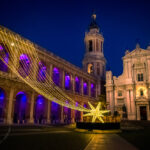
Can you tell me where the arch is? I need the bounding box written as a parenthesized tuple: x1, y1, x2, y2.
(75, 76, 80, 93)
(64, 101, 71, 124)
(83, 81, 88, 95)
(75, 102, 81, 122)
(0, 88, 5, 122)
(13, 91, 28, 123)
(87, 63, 93, 74)
(34, 95, 45, 124)
(18, 54, 31, 78)
(0, 43, 9, 72)
(65, 73, 71, 90)
(37, 62, 47, 82)
(51, 101, 61, 124)
(91, 83, 95, 97)
(52, 67, 60, 86)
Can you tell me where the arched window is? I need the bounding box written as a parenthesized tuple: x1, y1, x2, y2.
(140, 89, 144, 96)
(35, 95, 45, 124)
(65, 73, 71, 90)
(37, 62, 46, 82)
(75, 76, 80, 93)
(83, 81, 88, 95)
(0, 43, 9, 72)
(89, 40, 93, 52)
(91, 83, 95, 97)
(53, 67, 60, 86)
(18, 54, 30, 78)
(87, 63, 93, 74)
(14, 91, 27, 123)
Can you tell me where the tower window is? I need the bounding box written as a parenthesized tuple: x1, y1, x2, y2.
(101, 41, 103, 52)
(87, 63, 93, 74)
(96, 39, 99, 51)
(137, 74, 143, 81)
(89, 40, 93, 52)
(140, 90, 144, 96)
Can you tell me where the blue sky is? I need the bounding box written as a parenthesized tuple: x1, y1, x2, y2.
(1, 0, 150, 76)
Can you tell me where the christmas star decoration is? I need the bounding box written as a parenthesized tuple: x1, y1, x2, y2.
(83, 102, 110, 123)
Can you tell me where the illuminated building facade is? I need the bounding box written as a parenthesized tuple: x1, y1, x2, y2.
(0, 13, 106, 124)
(106, 44, 150, 120)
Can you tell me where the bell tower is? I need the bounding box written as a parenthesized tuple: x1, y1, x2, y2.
(82, 12, 106, 95)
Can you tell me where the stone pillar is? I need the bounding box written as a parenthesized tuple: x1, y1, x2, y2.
(80, 103, 83, 122)
(81, 78, 83, 95)
(109, 90, 114, 115)
(71, 109, 75, 123)
(47, 100, 51, 124)
(6, 87, 14, 124)
(49, 64, 53, 79)
(72, 74, 75, 93)
(88, 81, 91, 97)
(60, 106, 64, 124)
(61, 70, 65, 89)
(130, 90, 136, 120)
(29, 91, 35, 124)
(137, 105, 140, 120)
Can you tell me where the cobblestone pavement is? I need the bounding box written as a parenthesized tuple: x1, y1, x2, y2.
(84, 134, 138, 150)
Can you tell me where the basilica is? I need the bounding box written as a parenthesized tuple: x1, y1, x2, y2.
(106, 44, 150, 121)
(0, 13, 106, 124)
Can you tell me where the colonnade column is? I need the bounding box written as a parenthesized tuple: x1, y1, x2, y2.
(6, 87, 14, 124)
(72, 74, 75, 93)
(49, 64, 53, 79)
(71, 109, 75, 123)
(60, 106, 64, 124)
(81, 78, 83, 95)
(61, 70, 65, 89)
(88, 81, 91, 97)
(29, 91, 35, 124)
(80, 103, 83, 122)
(47, 100, 51, 124)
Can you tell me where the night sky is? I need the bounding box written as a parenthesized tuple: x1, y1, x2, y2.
(0, 0, 150, 76)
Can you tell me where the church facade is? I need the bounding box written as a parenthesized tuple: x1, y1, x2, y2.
(0, 13, 106, 124)
(106, 44, 150, 121)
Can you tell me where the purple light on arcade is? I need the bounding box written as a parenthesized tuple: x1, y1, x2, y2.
(53, 67, 60, 86)
(18, 54, 30, 78)
(35, 95, 45, 123)
(75, 76, 80, 93)
(37, 62, 46, 82)
(14, 91, 27, 123)
(65, 73, 71, 90)
(91, 83, 95, 97)
(83, 82, 88, 95)
(0, 44, 9, 72)
(0, 88, 5, 121)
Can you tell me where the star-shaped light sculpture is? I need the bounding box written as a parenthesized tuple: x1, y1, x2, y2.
(83, 102, 110, 123)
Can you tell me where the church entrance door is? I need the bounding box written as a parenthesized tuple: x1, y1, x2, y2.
(140, 106, 147, 120)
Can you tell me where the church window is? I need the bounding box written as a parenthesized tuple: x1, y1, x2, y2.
(140, 90, 144, 96)
(118, 91, 122, 97)
(89, 40, 93, 52)
(137, 74, 143, 81)
(87, 63, 93, 74)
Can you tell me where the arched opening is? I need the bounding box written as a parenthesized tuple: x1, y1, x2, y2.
(87, 63, 93, 74)
(37, 62, 47, 82)
(75, 76, 80, 93)
(18, 54, 31, 78)
(65, 73, 71, 90)
(51, 102, 60, 124)
(53, 67, 60, 86)
(83, 82, 88, 95)
(91, 83, 95, 97)
(0, 88, 5, 122)
(75, 102, 81, 122)
(34, 95, 45, 124)
(63, 101, 71, 124)
(13, 91, 27, 124)
(0, 43, 9, 72)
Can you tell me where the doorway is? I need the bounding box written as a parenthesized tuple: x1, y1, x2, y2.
(140, 106, 147, 120)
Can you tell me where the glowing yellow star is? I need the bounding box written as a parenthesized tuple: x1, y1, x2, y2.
(83, 102, 110, 123)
